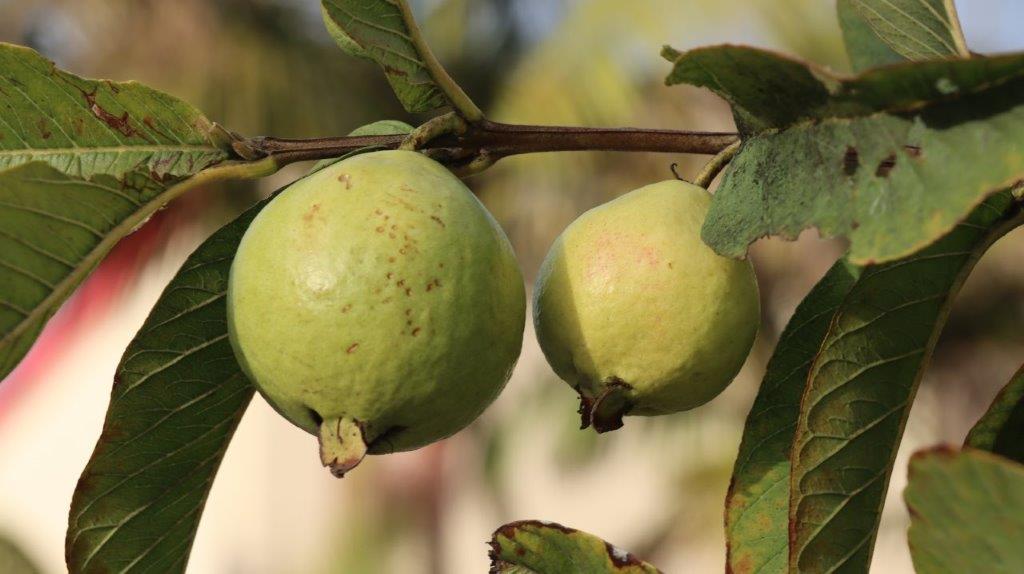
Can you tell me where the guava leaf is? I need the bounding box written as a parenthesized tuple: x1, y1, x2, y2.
(0, 43, 227, 180)
(966, 364, 1024, 464)
(725, 259, 862, 574)
(308, 119, 413, 174)
(0, 158, 274, 384)
(0, 43, 267, 383)
(788, 191, 1022, 573)
(489, 520, 662, 574)
(837, 0, 907, 72)
(905, 447, 1024, 574)
(663, 45, 1024, 264)
(321, 0, 477, 116)
(66, 198, 270, 573)
(838, 0, 969, 68)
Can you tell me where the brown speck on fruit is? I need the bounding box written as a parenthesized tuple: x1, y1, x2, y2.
(376, 226, 385, 233)
(382, 296, 392, 303)
(397, 279, 406, 287)
(438, 263, 444, 269)
(399, 248, 408, 255)
(668, 262, 674, 269)
(346, 343, 359, 354)
(374, 209, 382, 215)
(341, 304, 352, 313)
(338, 173, 352, 189)
(389, 233, 396, 239)
(411, 327, 421, 336)
(386, 272, 393, 280)
(405, 288, 412, 297)
(388, 257, 396, 263)
(391, 224, 398, 230)
(406, 319, 413, 326)
(405, 309, 412, 316)
(430, 215, 446, 228)
(303, 204, 321, 223)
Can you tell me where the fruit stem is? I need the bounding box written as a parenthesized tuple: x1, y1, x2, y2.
(318, 416, 368, 478)
(694, 139, 742, 189)
(246, 122, 739, 166)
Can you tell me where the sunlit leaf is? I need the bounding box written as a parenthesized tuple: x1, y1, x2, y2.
(788, 191, 1022, 573)
(489, 520, 661, 574)
(839, 0, 968, 67)
(321, 0, 478, 116)
(0, 43, 227, 180)
(905, 447, 1024, 574)
(837, 0, 907, 72)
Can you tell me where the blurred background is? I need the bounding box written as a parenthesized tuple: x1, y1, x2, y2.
(1, 1, 1022, 572)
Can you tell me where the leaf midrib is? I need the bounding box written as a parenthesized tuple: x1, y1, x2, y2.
(0, 158, 275, 361)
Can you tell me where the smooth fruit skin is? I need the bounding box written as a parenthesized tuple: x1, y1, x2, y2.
(227, 150, 525, 473)
(533, 179, 759, 430)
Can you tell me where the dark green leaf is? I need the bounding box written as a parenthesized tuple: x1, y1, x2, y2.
(489, 521, 661, 574)
(839, 0, 969, 67)
(905, 447, 1024, 574)
(966, 364, 1024, 463)
(837, 0, 907, 72)
(0, 43, 227, 179)
(320, 0, 479, 117)
(308, 119, 413, 174)
(0, 158, 275, 383)
(788, 192, 1022, 573)
(726, 259, 861, 574)
(662, 45, 1024, 264)
(65, 198, 270, 573)
(663, 45, 1024, 134)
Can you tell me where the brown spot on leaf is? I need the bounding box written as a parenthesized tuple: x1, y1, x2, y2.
(83, 88, 144, 139)
(605, 541, 644, 568)
(37, 118, 51, 139)
(843, 146, 859, 176)
(876, 153, 897, 178)
(904, 145, 923, 159)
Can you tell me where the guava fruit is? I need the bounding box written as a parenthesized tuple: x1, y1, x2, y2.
(227, 150, 526, 476)
(532, 179, 759, 432)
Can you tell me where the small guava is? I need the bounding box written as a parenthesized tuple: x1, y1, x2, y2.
(227, 150, 526, 476)
(532, 179, 760, 432)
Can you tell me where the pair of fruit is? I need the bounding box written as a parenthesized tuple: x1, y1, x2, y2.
(227, 150, 759, 477)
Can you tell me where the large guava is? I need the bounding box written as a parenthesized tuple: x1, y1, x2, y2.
(227, 150, 526, 476)
(532, 179, 760, 432)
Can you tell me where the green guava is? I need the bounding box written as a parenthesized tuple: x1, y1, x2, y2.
(532, 179, 760, 432)
(227, 150, 526, 476)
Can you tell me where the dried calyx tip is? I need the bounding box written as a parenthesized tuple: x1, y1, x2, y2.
(318, 416, 368, 478)
(579, 380, 634, 433)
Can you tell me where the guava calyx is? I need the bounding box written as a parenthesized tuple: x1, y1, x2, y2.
(318, 416, 369, 478)
(577, 379, 635, 433)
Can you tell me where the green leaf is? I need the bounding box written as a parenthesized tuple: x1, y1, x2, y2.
(0, 533, 40, 574)
(839, 0, 969, 67)
(0, 43, 227, 180)
(966, 364, 1024, 463)
(663, 45, 1024, 134)
(308, 119, 413, 174)
(0, 158, 275, 383)
(662, 45, 1024, 264)
(788, 192, 1022, 573)
(320, 0, 481, 118)
(65, 198, 271, 573)
(905, 447, 1024, 574)
(726, 259, 862, 574)
(837, 0, 908, 72)
(489, 521, 662, 574)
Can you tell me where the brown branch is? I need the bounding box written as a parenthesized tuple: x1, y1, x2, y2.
(247, 120, 739, 166)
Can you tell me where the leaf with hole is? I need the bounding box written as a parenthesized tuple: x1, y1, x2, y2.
(905, 447, 1024, 574)
(65, 198, 270, 574)
(788, 191, 1022, 573)
(726, 258, 861, 574)
(966, 363, 1024, 464)
(489, 520, 661, 574)
(663, 45, 1024, 264)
